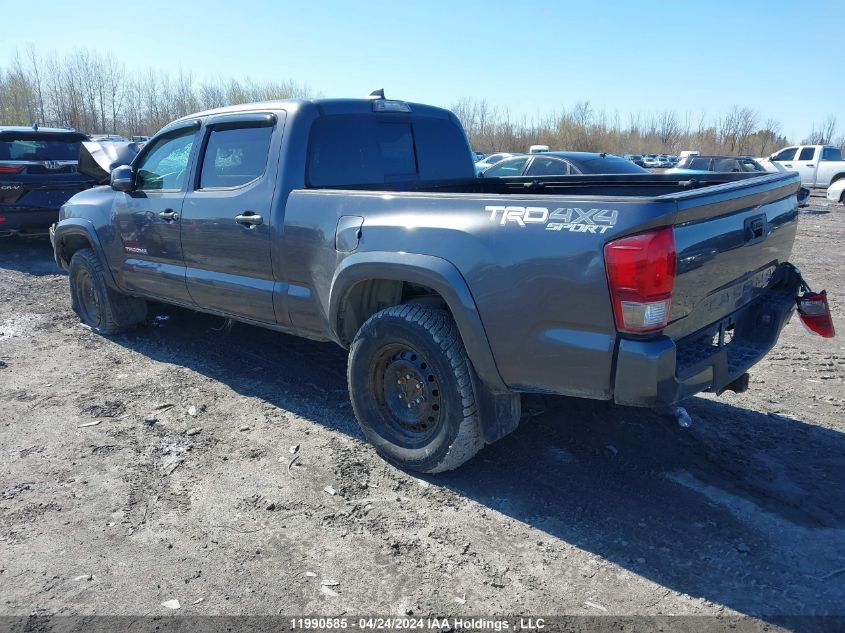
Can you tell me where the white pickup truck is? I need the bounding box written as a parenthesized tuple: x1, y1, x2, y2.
(765, 144, 845, 188)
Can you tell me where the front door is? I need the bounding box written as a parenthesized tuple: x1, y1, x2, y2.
(113, 125, 198, 302)
(180, 112, 281, 323)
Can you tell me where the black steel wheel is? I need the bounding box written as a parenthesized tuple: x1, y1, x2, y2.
(69, 248, 147, 334)
(348, 304, 485, 473)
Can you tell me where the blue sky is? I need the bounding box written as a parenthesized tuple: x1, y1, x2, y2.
(2, 0, 843, 142)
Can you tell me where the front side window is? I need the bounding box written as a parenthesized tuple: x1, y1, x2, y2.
(686, 157, 713, 171)
(821, 147, 843, 161)
(199, 125, 274, 189)
(798, 147, 815, 161)
(483, 156, 529, 177)
(773, 147, 797, 161)
(135, 129, 196, 191)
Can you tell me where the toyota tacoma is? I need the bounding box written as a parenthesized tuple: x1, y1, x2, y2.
(50, 93, 835, 473)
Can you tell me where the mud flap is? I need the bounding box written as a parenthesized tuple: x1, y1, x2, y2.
(470, 363, 521, 444)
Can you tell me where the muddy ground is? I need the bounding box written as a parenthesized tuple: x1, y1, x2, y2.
(0, 193, 843, 629)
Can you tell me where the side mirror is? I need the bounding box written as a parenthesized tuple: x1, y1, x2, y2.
(110, 165, 135, 192)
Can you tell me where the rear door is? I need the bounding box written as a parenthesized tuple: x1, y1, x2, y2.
(792, 146, 819, 186)
(180, 112, 282, 323)
(112, 123, 198, 301)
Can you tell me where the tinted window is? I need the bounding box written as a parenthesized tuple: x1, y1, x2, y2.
(199, 125, 273, 189)
(773, 147, 797, 161)
(821, 147, 842, 161)
(0, 134, 83, 161)
(483, 156, 529, 177)
(713, 158, 740, 172)
(307, 114, 473, 187)
(135, 129, 196, 191)
(526, 157, 569, 176)
(798, 147, 815, 161)
(738, 158, 766, 172)
(573, 155, 648, 174)
(686, 157, 713, 170)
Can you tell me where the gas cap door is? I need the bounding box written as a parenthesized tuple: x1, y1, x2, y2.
(335, 215, 364, 252)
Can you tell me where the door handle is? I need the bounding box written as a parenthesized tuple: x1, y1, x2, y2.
(159, 209, 179, 221)
(806, 164, 814, 167)
(235, 212, 263, 226)
(783, 164, 792, 167)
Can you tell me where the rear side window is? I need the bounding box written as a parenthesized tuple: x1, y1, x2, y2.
(307, 114, 472, 187)
(687, 157, 713, 171)
(821, 147, 842, 161)
(526, 157, 570, 176)
(713, 158, 740, 172)
(483, 156, 529, 177)
(798, 147, 815, 161)
(199, 125, 274, 189)
(0, 134, 82, 161)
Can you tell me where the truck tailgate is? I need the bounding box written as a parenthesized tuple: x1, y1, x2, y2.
(662, 173, 800, 341)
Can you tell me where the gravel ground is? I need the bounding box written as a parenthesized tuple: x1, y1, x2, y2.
(0, 193, 843, 629)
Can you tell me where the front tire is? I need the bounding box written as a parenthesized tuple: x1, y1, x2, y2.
(69, 249, 147, 334)
(348, 305, 485, 473)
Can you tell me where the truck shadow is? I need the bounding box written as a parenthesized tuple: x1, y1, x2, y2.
(108, 304, 845, 627)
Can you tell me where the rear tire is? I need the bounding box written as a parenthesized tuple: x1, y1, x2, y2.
(69, 249, 147, 334)
(348, 305, 485, 473)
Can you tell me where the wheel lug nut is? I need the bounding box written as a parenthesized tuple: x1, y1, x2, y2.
(398, 393, 403, 399)
(405, 374, 411, 380)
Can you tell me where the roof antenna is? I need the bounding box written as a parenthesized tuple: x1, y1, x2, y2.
(368, 89, 385, 100)
(32, 122, 39, 131)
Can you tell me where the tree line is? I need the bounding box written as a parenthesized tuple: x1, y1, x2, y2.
(1, 47, 842, 158)
(451, 99, 844, 157)
(0, 47, 311, 137)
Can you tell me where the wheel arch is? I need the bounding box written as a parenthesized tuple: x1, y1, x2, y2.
(329, 252, 507, 394)
(53, 220, 119, 290)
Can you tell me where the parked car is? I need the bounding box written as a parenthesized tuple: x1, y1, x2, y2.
(89, 134, 129, 142)
(666, 155, 768, 175)
(642, 154, 660, 168)
(472, 151, 486, 162)
(623, 154, 645, 166)
(827, 178, 845, 204)
(769, 145, 845, 188)
(0, 125, 97, 237)
(528, 145, 549, 154)
(481, 152, 649, 177)
(474, 152, 514, 174)
(51, 95, 831, 474)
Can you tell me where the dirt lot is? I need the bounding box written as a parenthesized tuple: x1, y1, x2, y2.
(0, 193, 843, 628)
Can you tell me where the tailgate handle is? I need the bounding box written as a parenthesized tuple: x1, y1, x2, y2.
(744, 215, 766, 242)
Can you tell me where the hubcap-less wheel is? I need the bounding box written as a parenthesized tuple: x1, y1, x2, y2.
(75, 268, 100, 326)
(373, 344, 442, 447)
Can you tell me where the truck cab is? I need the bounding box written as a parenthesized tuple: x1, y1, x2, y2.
(770, 144, 845, 188)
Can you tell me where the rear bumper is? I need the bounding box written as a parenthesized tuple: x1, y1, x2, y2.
(613, 269, 800, 407)
(0, 207, 59, 236)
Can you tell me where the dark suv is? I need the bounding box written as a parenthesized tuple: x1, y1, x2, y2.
(0, 126, 96, 237)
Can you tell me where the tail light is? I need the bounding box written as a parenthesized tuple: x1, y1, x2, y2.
(0, 165, 25, 174)
(604, 227, 676, 333)
(797, 290, 835, 338)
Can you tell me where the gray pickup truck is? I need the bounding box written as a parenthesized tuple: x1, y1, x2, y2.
(50, 94, 834, 473)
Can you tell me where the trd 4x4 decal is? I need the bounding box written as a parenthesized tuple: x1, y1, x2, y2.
(486, 206, 618, 234)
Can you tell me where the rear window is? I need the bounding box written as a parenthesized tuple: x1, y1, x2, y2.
(574, 156, 648, 174)
(306, 114, 473, 187)
(0, 133, 84, 161)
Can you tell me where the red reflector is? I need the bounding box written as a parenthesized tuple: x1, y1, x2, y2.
(604, 227, 677, 332)
(0, 216, 5, 223)
(0, 165, 25, 174)
(798, 290, 835, 338)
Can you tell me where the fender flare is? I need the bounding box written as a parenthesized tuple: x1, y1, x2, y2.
(329, 251, 507, 394)
(52, 219, 119, 290)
